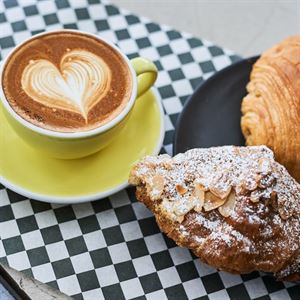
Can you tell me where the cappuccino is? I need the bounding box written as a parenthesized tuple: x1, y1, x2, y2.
(2, 31, 133, 132)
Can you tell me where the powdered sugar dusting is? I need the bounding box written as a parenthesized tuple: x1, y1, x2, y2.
(130, 145, 299, 220)
(129, 146, 300, 278)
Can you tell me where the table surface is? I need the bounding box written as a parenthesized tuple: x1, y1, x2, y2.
(111, 0, 300, 57)
(0, 0, 299, 300)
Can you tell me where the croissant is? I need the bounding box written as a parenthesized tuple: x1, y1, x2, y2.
(241, 36, 300, 182)
(129, 146, 300, 280)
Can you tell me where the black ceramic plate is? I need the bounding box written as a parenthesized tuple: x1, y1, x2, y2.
(174, 56, 259, 155)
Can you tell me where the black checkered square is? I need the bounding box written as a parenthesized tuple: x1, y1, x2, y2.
(0, 0, 295, 300)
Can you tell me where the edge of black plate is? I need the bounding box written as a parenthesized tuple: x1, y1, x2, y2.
(173, 56, 259, 156)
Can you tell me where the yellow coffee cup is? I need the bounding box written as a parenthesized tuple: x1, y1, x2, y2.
(0, 30, 158, 159)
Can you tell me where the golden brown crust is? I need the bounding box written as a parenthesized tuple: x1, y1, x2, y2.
(241, 36, 300, 182)
(129, 146, 300, 280)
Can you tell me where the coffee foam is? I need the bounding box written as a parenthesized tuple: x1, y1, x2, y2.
(22, 49, 112, 120)
(2, 31, 133, 132)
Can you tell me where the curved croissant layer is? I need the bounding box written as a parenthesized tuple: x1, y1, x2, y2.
(241, 36, 300, 182)
(129, 146, 300, 280)
(21, 49, 112, 120)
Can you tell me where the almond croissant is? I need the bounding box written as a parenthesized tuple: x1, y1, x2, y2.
(241, 36, 300, 182)
(129, 146, 300, 280)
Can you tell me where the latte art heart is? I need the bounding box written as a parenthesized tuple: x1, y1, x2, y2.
(21, 49, 112, 120)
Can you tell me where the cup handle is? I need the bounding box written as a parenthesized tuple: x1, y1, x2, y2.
(130, 57, 158, 98)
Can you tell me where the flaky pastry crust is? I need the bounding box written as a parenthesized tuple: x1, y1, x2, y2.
(129, 146, 300, 280)
(241, 36, 300, 182)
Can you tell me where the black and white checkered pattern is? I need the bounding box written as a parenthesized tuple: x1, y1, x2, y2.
(0, 0, 299, 299)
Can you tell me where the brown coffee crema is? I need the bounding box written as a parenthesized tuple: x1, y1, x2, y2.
(2, 31, 133, 132)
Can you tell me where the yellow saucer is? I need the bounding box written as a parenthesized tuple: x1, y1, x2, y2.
(0, 89, 164, 204)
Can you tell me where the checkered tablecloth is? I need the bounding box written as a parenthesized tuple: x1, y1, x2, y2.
(0, 0, 299, 299)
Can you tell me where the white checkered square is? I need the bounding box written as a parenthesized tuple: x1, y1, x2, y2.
(109, 190, 131, 208)
(11, 200, 33, 219)
(7, 251, 31, 271)
(21, 230, 44, 250)
(169, 247, 193, 265)
(128, 23, 149, 39)
(11, 30, 31, 44)
(35, 211, 58, 229)
(46, 241, 69, 262)
(146, 290, 167, 300)
(158, 267, 181, 288)
(24, 15, 45, 31)
(0, 23, 13, 38)
(118, 39, 139, 54)
(212, 55, 232, 71)
(0, 221, 20, 239)
(120, 221, 143, 241)
(57, 8, 77, 24)
(183, 278, 206, 299)
(71, 253, 94, 274)
(0, 190, 10, 207)
(121, 278, 144, 299)
(145, 234, 168, 254)
(163, 97, 183, 115)
(96, 265, 118, 287)
(59, 220, 82, 240)
(160, 54, 181, 71)
(209, 290, 230, 300)
(245, 277, 269, 299)
(0, 240, 6, 258)
(108, 15, 128, 30)
(83, 231, 106, 251)
(195, 260, 217, 277)
(96, 209, 118, 229)
(73, 203, 94, 219)
(82, 288, 104, 300)
(57, 275, 81, 296)
(36, 1, 56, 15)
(132, 256, 156, 277)
(170, 39, 190, 54)
(219, 271, 243, 288)
(108, 243, 131, 264)
(148, 31, 169, 47)
(4, 7, 25, 22)
(87, 5, 107, 20)
(132, 202, 153, 220)
(191, 46, 212, 62)
(77, 20, 97, 33)
(32, 263, 56, 283)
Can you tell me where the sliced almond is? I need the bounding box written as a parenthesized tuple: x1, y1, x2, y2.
(150, 175, 165, 200)
(176, 215, 184, 223)
(176, 184, 188, 195)
(203, 191, 226, 211)
(194, 182, 208, 191)
(193, 184, 205, 212)
(218, 191, 236, 217)
(173, 199, 194, 217)
(210, 185, 232, 199)
(128, 171, 141, 185)
(258, 158, 272, 175)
